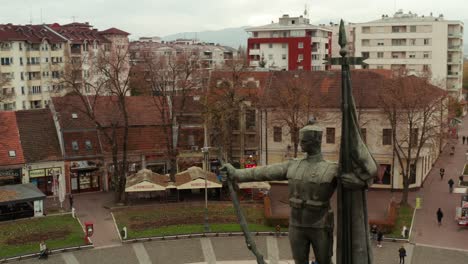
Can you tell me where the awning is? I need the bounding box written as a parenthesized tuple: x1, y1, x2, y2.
(175, 166, 222, 190)
(125, 169, 168, 193)
(177, 178, 222, 190)
(238, 182, 271, 190)
(0, 183, 46, 206)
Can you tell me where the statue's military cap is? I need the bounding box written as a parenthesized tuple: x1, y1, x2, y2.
(299, 118, 323, 138)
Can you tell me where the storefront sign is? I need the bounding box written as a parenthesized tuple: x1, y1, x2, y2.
(126, 181, 165, 192)
(71, 161, 98, 170)
(29, 169, 46, 178)
(0, 168, 21, 178)
(29, 167, 62, 178)
(177, 178, 222, 190)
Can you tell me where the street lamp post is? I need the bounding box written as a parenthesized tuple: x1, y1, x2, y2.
(201, 146, 211, 232)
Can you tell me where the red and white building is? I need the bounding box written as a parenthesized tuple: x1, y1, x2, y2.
(246, 14, 332, 71)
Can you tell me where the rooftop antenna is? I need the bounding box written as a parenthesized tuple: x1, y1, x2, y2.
(304, 4, 309, 20)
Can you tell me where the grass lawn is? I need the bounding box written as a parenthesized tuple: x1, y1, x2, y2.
(113, 202, 279, 239)
(0, 214, 85, 259)
(387, 205, 414, 239)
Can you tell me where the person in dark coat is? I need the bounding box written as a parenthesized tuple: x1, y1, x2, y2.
(463, 136, 466, 144)
(377, 230, 383, 247)
(436, 208, 444, 226)
(399, 245, 407, 264)
(439, 168, 445, 180)
(69, 193, 74, 209)
(448, 179, 455, 193)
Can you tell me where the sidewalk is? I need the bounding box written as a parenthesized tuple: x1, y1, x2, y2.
(73, 192, 121, 247)
(411, 114, 468, 250)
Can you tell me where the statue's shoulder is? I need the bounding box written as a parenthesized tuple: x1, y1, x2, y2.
(323, 161, 339, 175)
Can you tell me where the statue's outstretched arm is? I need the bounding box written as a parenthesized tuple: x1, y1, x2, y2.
(222, 162, 289, 182)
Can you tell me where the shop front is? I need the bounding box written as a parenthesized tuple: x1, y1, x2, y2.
(28, 167, 62, 196)
(70, 160, 102, 193)
(0, 168, 22, 186)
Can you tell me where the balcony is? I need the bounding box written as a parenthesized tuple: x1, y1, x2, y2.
(249, 49, 260, 56)
(447, 71, 460, 77)
(448, 32, 463, 38)
(448, 46, 461, 51)
(447, 59, 462, 64)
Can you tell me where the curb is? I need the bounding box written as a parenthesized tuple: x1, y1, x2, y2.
(121, 231, 289, 243)
(0, 244, 94, 263)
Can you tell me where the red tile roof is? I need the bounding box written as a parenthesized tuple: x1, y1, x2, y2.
(0, 24, 67, 43)
(263, 70, 445, 109)
(51, 96, 167, 130)
(16, 109, 62, 163)
(99, 28, 130, 36)
(0, 112, 25, 166)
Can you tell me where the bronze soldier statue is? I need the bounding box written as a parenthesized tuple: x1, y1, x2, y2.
(222, 119, 376, 264)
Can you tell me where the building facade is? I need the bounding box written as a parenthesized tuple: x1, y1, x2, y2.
(257, 70, 447, 190)
(351, 10, 464, 98)
(0, 22, 129, 111)
(246, 14, 332, 71)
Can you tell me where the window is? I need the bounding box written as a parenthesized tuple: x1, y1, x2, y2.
(0, 57, 11, 65)
(409, 39, 416, 45)
(423, 52, 429, 58)
(72, 141, 79, 151)
(282, 43, 287, 48)
(376, 65, 384, 69)
(409, 164, 417, 184)
(19, 43, 22, 50)
(298, 54, 304, 61)
(282, 54, 287, 60)
(361, 39, 370, 46)
(8, 150, 16, 157)
(423, 39, 430, 45)
(410, 128, 418, 147)
(245, 110, 256, 130)
(409, 53, 416, 58)
(273, 127, 282, 142)
(382, 129, 392, 145)
(423, 65, 429, 72)
(268, 43, 273, 48)
(361, 128, 367, 143)
(268, 54, 273, 60)
(377, 52, 384, 58)
(361, 52, 369, 59)
(85, 140, 93, 150)
(377, 41, 384, 46)
(298, 42, 304, 49)
(298, 66, 303, 70)
(410, 25, 417, 32)
(21, 86, 25, 95)
(326, 128, 335, 144)
(362, 26, 370, 33)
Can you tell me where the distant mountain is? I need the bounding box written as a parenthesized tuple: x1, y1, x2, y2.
(163, 26, 249, 49)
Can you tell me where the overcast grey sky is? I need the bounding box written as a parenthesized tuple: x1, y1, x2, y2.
(1, 0, 467, 39)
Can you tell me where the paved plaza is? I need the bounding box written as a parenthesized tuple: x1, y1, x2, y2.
(19, 114, 468, 263)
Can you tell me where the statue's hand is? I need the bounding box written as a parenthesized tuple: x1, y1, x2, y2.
(341, 172, 369, 189)
(220, 163, 237, 181)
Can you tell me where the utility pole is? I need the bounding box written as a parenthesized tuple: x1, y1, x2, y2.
(201, 110, 211, 232)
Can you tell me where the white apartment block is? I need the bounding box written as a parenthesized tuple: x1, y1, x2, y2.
(130, 39, 236, 70)
(246, 14, 332, 71)
(352, 10, 464, 98)
(0, 23, 129, 111)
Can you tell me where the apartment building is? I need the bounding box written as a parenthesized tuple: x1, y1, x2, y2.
(246, 14, 332, 71)
(0, 22, 129, 111)
(130, 38, 236, 70)
(352, 10, 464, 98)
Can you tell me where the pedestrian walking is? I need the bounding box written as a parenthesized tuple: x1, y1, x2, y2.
(450, 145, 455, 155)
(460, 175, 464, 185)
(275, 224, 281, 237)
(370, 224, 377, 240)
(448, 179, 455, 193)
(463, 136, 466, 144)
(39, 240, 48, 259)
(69, 193, 74, 209)
(399, 245, 407, 264)
(436, 208, 444, 226)
(376, 230, 383, 248)
(439, 168, 445, 180)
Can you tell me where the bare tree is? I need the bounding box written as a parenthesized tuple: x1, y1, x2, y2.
(261, 71, 320, 157)
(203, 59, 255, 163)
(55, 43, 132, 203)
(0, 70, 13, 106)
(379, 76, 447, 205)
(135, 49, 204, 182)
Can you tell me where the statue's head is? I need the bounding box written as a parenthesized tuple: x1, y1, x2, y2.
(299, 118, 322, 155)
